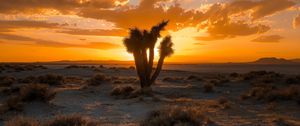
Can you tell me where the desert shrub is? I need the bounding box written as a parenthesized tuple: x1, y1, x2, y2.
(18, 76, 38, 83)
(5, 116, 39, 126)
(209, 78, 229, 86)
(38, 74, 64, 85)
(113, 80, 123, 84)
(0, 96, 23, 113)
(163, 77, 184, 82)
(243, 71, 283, 82)
(0, 76, 16, 87)
(186, 75, 202, 81)
(64, 76, 83, 84)
(110, 85, 138, 99)
(19, 84, 56, 102)
(242, 85, 300, 102)
(285, 76, 300, 85)
(88, 74, 108, 86)
(217, 97, 230, 109)
(229, 72, 239, 78)
(140, 106, 215, 126)
(1, 86, 20, 95)
(45, 115, 99, 126)
(128, 66, 135, 70)
(203, 83, 214, 93)
(65, 65, 90, 69)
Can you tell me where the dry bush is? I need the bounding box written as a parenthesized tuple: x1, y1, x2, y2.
(229, 72, 240, 78)
(243, 71, 283, 82)
(65, 65, 91, 69)
(1, 64, 47, 72)
(38, 74, 65, 85)
(113, 80, 123, 84)
(64, 76, 83, 84)
(19, 84, 56, 102)
(163, 77, 184, 82)
(88, 74, 108, 86)
(242, 85, 300, 102)
(5, 116, 39, 126)
(285, 76, 300, 85)
(45, 115, 99, 126)
(0, 96, 23, 113)
(217, 97, 230, 109)
(140, 106, 216, 126)
(186, 75, 203, 81)
(18, 76, 38, 84)
(128, 66, 135, 70)
(203, 83, 214, 93)
(1, 86, 21, 95)
(209, 78, 229, 87)
(0, 76, 16, 87)
(110, 85, 138, 99)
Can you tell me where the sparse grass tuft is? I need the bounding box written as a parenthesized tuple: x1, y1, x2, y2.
(45, 115, 99, 126)
(140, 106, 215, 126)
(88, 74, 108, 86)
(110, 85, 138, 99)
(4, 115, 100, 126)
(38, 74, 65, 85)
(203, 83, 214, 93)
(5, 116, 39, 126)
(0, 76, 16, 87)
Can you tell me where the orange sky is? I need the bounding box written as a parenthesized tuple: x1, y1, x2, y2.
(0, 0, 300, 63)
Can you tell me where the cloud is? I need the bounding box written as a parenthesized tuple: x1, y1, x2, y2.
(59, 29, 128, 36)
(0, 0, 127, 14)
(79, 0, 294, 41)
(0, 0, 296, 41)
(79, 0, 200, 31)
(196, 20, 271, 41)
(252, 35, 283, 42)
(0, 20, 63, 33)
(251, 0, 295, 20)
(293, 14, 300, 29)
(0, 33, 120, 50)
(0, 33, 36, 41)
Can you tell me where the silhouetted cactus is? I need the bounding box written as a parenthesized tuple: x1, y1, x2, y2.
(123, 21, 174, 94)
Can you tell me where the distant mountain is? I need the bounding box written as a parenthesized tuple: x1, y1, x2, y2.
(251, 57, 299, 64)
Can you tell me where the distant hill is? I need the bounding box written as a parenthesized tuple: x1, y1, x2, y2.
(251, 57, 300, 64)
(291, 59, 300, 63)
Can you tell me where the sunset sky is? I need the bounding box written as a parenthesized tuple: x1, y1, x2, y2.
(0, 0, 299, 63)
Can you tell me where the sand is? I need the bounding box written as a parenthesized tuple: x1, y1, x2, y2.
(0, 65, 299, 126)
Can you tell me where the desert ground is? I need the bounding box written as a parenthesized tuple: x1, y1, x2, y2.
(0, 64, 299, 126)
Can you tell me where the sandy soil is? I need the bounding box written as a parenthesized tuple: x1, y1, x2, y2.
(0, 65, 299, 126)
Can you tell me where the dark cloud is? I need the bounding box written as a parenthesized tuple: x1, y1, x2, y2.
(293, 14, 300, 29)
(0, 33, 120, 50)
(59, 29, 128, 36)
(0, 0, 127, 14)
(252, 35, 283, 42)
